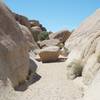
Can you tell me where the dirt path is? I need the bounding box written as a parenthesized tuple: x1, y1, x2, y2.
(0, 60, 83, 100)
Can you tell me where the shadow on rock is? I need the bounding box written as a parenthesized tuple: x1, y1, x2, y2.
(14, 58, 41, 91)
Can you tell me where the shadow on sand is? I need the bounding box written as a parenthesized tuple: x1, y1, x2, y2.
(14, 59, 41, 91)
(36, 56, 67, 63)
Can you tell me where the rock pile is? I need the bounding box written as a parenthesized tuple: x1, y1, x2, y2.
(30, 20, 47, 42)
(37, 30, 71, 49)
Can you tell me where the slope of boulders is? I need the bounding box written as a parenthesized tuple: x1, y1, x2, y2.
(13, 12, 48, 49)
(37, 30, 71, 48)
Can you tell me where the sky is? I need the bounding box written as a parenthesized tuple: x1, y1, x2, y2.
(4, 0, 100, 32)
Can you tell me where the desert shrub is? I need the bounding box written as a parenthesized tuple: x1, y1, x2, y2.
(66, 59, 83, 79)
(38, 31, 50, 41)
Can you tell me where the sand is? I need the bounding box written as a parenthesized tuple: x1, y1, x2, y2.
(0, 60, 83, 100)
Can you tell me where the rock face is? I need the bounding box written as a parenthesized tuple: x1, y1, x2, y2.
(49, 30, 71, 43)
(65, 9, 100, 52)
(14, 15, 47, 43)
(83, 70, 100, 100)
(31, 26, 42, 32)
(65, 9, 100, 82)
(29, 20, 47, 31)
(37, 39, 60, 48)
(30, 20, 47, 42)
(31, 26, 43, 42)
(39, 46, 60, 62)
(82, 54, 100, 85)
(14, 13, 31, 29)
(31, 28, 41, 42)
(0, 2, 29, 88)
(18, 23, 39, 50)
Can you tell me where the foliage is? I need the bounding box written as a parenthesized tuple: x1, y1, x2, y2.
(38, 31, 50, 41)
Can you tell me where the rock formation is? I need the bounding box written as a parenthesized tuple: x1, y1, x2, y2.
(14, 13, 31, 29)
(65, 9, 100, 84)
(29, 20, 47, 31)
(37, 39, 60, 48)
(83, 70, 100, 100)
(0, 1, 29, 88)
(49, 30, 71, 43)
(30, 20, 47, 42)
(18, 23, 39, 50)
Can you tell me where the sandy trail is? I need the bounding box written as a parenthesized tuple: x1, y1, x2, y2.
(0, 60, 83, 100)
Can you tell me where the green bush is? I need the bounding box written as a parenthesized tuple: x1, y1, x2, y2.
(38, 31, 50, 41)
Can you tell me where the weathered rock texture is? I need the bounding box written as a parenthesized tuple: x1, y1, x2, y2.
(31, 26, 42, 32)
(0, 2, 29, 88)
(18, 23, 39, 50)
(39, 46, 60, 62)
(83, 70, 100, 100)
(14, 13, 31, 29)
(37, 39, 60, 48)
(31, 26, 42, 42)
(49, 30, 71, 43)
(29, 20, 47, 31)
(65, 9, 100, 83)
(30, 20, 47, 42)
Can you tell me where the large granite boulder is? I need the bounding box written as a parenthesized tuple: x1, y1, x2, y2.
(83, 70, 100, 100)
(14, 13, 31, 29)
(29, 20, 47, 31)
(37, 39, 60, 48)
(18, 23, 39, 50)
(65, 9, 100, 81)
(49, 30, 71, 43)
(82, 53, 100, 85)
(0, 2, 29, 88)
(39, 46, 60, 62)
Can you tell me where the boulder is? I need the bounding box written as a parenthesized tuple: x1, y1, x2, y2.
(30, 20, 40, 27)
(39, 46, 60, 62)
(65, 9, 100, 52)
(31, 26, 42, 32)
(83, 70, 100, 100)
(29, 20, 47, 31)
(60, 47, 69, 56)
(82, 54, 100, 85)
(31, 26, 42, 42)
(30, 31, 39, 42)
(14, 13, 31, 29)
(18, 23, 39, 50)
(49, 30, 71, 43)
(0, 2, 29, 88)
(37, 39, 60, 48)
(65, 9, 100, 81)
